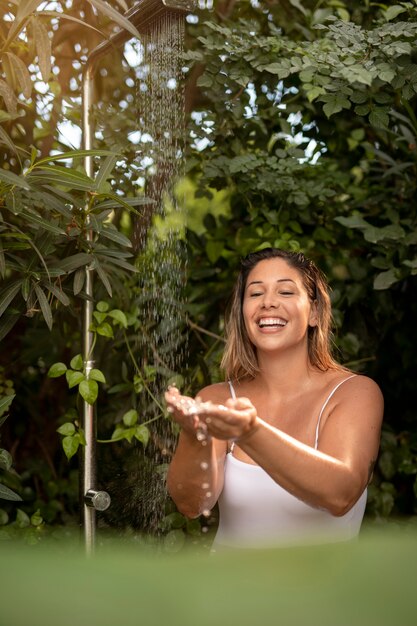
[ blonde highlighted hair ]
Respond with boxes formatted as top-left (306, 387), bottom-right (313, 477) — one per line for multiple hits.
top-left (221, 248), bottom-right (345, 380)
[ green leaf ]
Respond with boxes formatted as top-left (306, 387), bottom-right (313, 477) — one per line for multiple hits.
top-left (108, 309), bottom-right (128, 328)
top-left (0, 483), bottom-right (22, 502)
top-left (384, 5), bottom-right (407, 21)
top-left (99, 225), bottom-right (133, 248)
top-left (0, 509), bottom-right (9, 525)
top-left (32, 16), bottom-right (51, 82)
top-left (135, 424), bottom-right (150, 447)
top-left (55, 253), bottom-right (92, 274)
top-left (30, 508), bottom-right (43, 527)
top-left (123, 409), bottom-right (138, 427)
top-left (4, 52), bottom-right (32, 98)
top-left (15, 508), bottom-right (30, 527)
top-left (88, 0), bottom-right (142, 40)
top-left (44, 282), bottom-right (70, 307)
top-left (66, 370), bottom-right (85, 389)
top-left (47, 362), bottom-right (67, 378)
top-left (34, 149), bottom-right (117, 167)
top-left (79, 380), bottom-right (98, 405)
top-left (73, 268), bottom-right (85, 295)
top-left (89, 369), bottom-right (106, 383)
top-left (62, 434), bottom-right (80, 461)
top-left (19, 209), bottom-right (66, 235)
top-left (93, 155), bottom-right (118, 191)
top-left (0, 281), bottom-right (22, 317)
top-left (96, 301), bottom-right (110, 312)
top-left (96, 322), bottom-right (114, 338)
top-left (70, 354), bottom-right (83, 370)
top-left (0, 80), bottom-right (17, 115)
top-left (369, 108), bottom-right (389, 129)
top-left (373, 269), bottom-right (399, 290)
top-left (94, 260), bottom-right (113, 297)
top-left (57, 422), bottom-right (76, 436)
top-left (322, 94), bottom-right (351, 117)
top-left (0, 449), bottom-right (12, 471)
top-left (28, 166), bottom-right (94, 191)
top-left (0, 394), bottom-right (15, 414)
top-left (34, 283), bottom-right (53, 330)
top-left (206, 240), bottom-right (224, 263)
top-left (0, 168), bottom-right (30, 190)
top-left (93, 311), bottom-right (107, 325)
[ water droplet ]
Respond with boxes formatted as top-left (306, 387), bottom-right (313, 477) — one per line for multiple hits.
top-left (205, 491), bottom-right (212, 498)
top-left (202, 509), bottom-right (211, 517)
top-left (200, 462), bottom-right (209, 470)
top-left (202, 482), bottom-right (209, 489)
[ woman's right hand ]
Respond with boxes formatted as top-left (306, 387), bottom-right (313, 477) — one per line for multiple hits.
top-left (164, 386), bottom-right (207, 438)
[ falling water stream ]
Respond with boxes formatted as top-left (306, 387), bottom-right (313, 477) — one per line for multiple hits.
top-left (101, 11), bottom-right (188, 545)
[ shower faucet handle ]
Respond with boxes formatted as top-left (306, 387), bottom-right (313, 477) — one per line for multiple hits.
top-left (84, 489), bottom-right (111, 511)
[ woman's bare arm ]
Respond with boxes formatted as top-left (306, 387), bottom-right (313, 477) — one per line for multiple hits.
top-left (196, 376), bottom-right (383, 516)
top-left (165, 385), bottom-right (228, 518)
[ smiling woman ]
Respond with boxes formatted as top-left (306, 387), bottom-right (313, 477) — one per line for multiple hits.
top-left (165, 248), bottom-right (384, 550)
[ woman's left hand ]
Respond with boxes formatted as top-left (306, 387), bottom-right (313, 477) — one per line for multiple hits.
top-left (198, 396), bottom-right (259, 441)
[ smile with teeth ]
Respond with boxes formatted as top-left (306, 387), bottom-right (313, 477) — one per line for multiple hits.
top-left (258, 317), bottom-right (287, 328)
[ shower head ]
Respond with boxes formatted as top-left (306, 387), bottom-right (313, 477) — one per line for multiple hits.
top-left (121, 0), bottom-right (198, 35)
top-left (86, 0), bottom-right (198, 65)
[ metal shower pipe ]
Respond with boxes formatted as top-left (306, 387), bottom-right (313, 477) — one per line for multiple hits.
top-left (80, 0), bottom-right (196, 555)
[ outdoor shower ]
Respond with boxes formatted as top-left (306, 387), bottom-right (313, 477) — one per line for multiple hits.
top-left (81, 0), bottom-right (198, 555)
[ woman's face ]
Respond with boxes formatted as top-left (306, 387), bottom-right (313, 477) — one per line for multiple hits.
top-left (242, 258), bottom-right (317, 353)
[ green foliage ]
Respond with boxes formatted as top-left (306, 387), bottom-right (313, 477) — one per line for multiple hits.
top-left (181, 0), bottom-right (417, 518)
top-left (1, 0), bottom-right (416, 542)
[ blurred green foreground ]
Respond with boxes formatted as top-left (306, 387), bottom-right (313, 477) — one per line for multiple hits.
top-left (1, 526), bottom-right (416, 626)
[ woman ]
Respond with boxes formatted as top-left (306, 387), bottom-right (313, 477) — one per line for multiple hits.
top-left (165, 248), bottom-right (383, 549)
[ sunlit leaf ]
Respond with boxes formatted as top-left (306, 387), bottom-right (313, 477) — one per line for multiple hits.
top-left (93, 155), bottom-right (118, 192)
top-left (27, 166), bottom-right (94, 191)
top-left (56, 422), bottom-right (76, 436)
top-left (122, 409), bottom-right (138, 427)
top-left (62, 434), bottom-right (80, 461)
top-left (66, 370), bottom-right (85, 389)
top-left (0, 168), bottom-right (30, 191)
top-left (79, 380), bottom-right (98, 405)
top-left (4, 52), bottom-right (32, 99)
top-left (70, 354), bottom-right (83, 371)
top-left (89, 369), bottom-right (106, 383)
top-left (34, 149), bottom-right (117, 167)
top-left (87, 0), bottom-right (141, 40)
top-left (47, 362), bottom-right (67, 378)
top-left (31, 16), bottom-right (51, 82)
top-left (108, 309), bottom-right (128, 328)
top-left (0, 80), bottom-right (17, 115)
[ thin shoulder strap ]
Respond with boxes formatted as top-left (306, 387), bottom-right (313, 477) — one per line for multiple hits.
top-left (228, 380), bottom-right (237, 453)
top-left (228, 379), bottom-right (237, 400)
top-left (314, 374), bottom-right (357, 450)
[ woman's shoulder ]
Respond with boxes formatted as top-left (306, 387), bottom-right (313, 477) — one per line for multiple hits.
top-left (326, 371), bottom-right (384, 410)
top-left (197, 381), bottom-right (234, 403)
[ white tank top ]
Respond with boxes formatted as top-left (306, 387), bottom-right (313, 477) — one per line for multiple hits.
top-left (212, 375), bottom-right (367, 550)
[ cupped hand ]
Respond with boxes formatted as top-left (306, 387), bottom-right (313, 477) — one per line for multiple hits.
top-left (197, 397), bottom-right (259, 441)
top-left (164, 386), bottom-right (206, 437)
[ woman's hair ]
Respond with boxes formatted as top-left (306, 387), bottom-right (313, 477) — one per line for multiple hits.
top-left (221, 247), bottom-right (345, 380)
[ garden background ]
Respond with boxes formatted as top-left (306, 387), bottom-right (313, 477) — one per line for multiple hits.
top-left (0, 0), bottom-right (416, 547)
